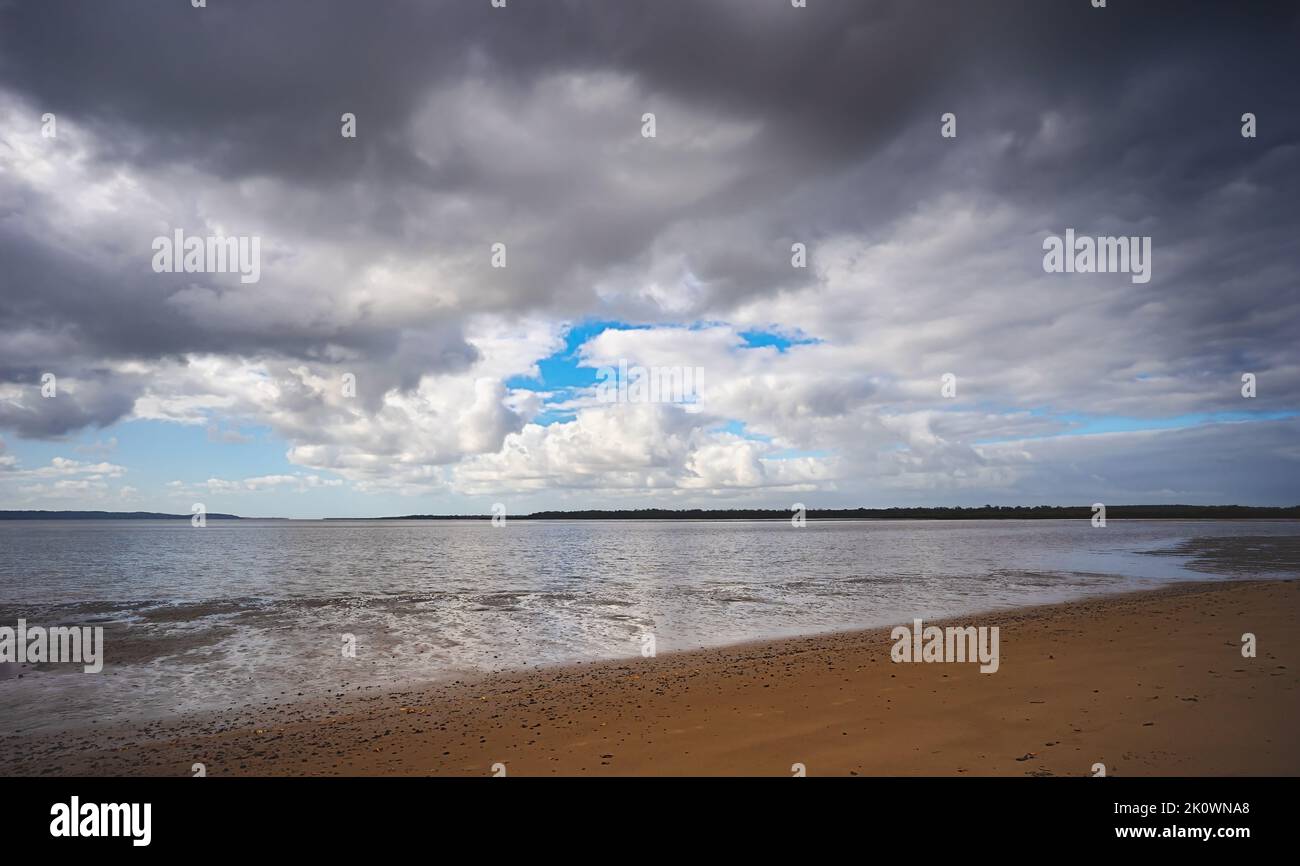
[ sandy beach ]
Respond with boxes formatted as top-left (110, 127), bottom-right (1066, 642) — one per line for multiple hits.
top-left (2, 578), bottom-right (1296, 777)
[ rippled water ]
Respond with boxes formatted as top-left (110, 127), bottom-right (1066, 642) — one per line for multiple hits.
top-left (1, 519), bottom-right (1296, 733)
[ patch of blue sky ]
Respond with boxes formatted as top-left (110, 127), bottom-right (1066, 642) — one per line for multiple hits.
top-left (973, 409), bottom-right (1299, 445)
top-left (504, 321), bottom-right (822, 429)
top-left (6, 418), bottom-right (314, 488)
top-left (1062, 410), bottom-right (1298, 435)
top-left (737, 329), bottom-right (822, 352)
top-left (712, 420), bottom-right (772, 442)
top-left (505, 319), bottom-right (651, 392)
top-left (507, 321), bottom-right (822, 396)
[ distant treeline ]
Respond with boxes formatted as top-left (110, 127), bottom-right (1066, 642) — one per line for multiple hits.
top-left (0, 510), bottom-right (243, 520)
top-left (5, 506), bottom-right (1298, 521)
top-left (386, 505), bottom-right (1300, 521)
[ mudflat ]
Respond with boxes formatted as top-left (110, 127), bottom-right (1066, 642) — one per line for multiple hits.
top-left (2, 579), bottom-right (1295, 776)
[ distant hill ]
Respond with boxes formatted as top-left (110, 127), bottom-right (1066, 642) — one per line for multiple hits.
top-left (0, 510), bottom-right (244, 520)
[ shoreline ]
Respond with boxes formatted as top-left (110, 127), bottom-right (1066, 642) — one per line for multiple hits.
top-left (2, 578), bottom-right (1296, 776)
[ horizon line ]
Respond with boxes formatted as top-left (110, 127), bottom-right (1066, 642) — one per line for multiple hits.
top-left (3, 504), bottom-right (1299, 521)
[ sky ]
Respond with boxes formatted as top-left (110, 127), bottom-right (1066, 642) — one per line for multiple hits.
top-left (0, 0), bottom-right (1297, 518)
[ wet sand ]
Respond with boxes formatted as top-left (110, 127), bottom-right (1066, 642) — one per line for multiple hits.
top-left (2, 579), bottom-right (1296, 776)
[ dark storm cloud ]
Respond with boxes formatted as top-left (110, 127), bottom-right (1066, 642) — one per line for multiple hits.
top-left (4, 0), bottom-right (1295, 287)
top-left (0, 0), bottom-right (1297, 449)
top-left (0, 367), bottom-right (137, 439)
top-left (5, 1), bottom-right (1293, 180)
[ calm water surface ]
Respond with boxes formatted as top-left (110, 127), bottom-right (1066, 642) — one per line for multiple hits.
top-left (1, 519), bottom-right (1296, 732)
